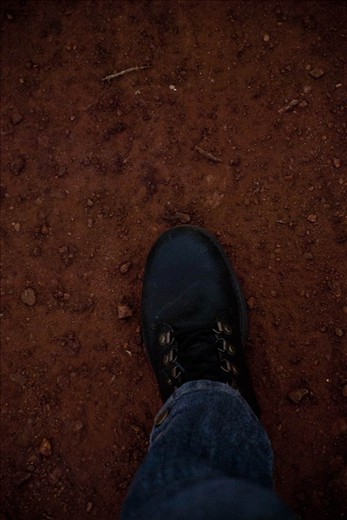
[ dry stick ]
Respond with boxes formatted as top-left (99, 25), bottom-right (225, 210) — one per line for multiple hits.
top-left (101, 66), bottom-right (148, 82)
top-left (278, 99), bottom-right (300, 114)
top-left (195, 145), bottom-right (222, 163)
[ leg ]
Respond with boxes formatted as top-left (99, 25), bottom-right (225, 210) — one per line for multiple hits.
top-left (121, 226), bottom-right (294, 519)
top-left (121, 381), bottom-right (294, 520)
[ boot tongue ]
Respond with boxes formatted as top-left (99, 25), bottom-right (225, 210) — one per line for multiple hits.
top-left (156, 283), bottom-right (223, 332)
top-left (176, 329), bottom-right (225, 382)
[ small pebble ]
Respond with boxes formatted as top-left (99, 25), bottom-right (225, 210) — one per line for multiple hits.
top-left (21, 288), bottom-right (36, 306)
top-left (287, 388), bottom-right (309, 404)
top-left (309, 68), bottom-right (325, 79)
top-left (14, 222), bottom-right (21, 232)
top-left (335, 328), bottom-right (344, 337)
top-left (247, 296), bottom-right (256, 310)
top-left (57, 166), bottom-right (67, 177)
top-left (175, 212), bottom-right (191, 224)
top-left (10, 156), bottom-right (26, 175)
top-left (39, 438), bottom-right (52, 457)
top-left (86, 502), bottom-right (93, 513)
top-left (307, 214), bottom-right (317, 223)
top-left (263, 33), bottom-right (270, 42)
top-left (333, 158), bottom-right (341, 169)
top-left (41, 224), bottom-right (49, 235)
top-left (117, 304), bottom-right (133, 319)
top-left (120, 262), bottom-right (131, 274)
top-left (73, 421), bottom-right (84, 432)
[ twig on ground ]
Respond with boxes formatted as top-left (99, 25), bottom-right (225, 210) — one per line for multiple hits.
top-left (195, 145), bottom-right (222, 163)
top-left (101, 66), bottom-right (148, 82)
top-left (278, 99), bottom-right (300, 114)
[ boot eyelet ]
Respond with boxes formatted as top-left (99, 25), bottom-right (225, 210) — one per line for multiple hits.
top-left (159, 330), bottom-right (174, 346)
top-left (217, 338), bottom-right (227, 352)
top-left (213, 321), bottom-right (224, 333)
top-left (155, 408), bottom-right (170, 426)
top-left (223, 323), bottom-right (233, 335)
top-left (230, 364), bottom-right (239, 376)
top-left (218, 339), bottom-right (236, 355)
top-left (171, 366), bottom-right (182, 379)
top-left (213, 321), bottom-right (233, 335)
top-left (163, 349), bottom-right (177, 366)
top-left (221, 359), bottom-right (238, 375)
top-left (228, 343), bottom-right (236, 355)
top-left (221, 358), bottom-right (231, 372)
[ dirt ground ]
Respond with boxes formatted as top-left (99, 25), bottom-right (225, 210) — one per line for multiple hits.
top-left (1, 0), bottom-right (346, 518)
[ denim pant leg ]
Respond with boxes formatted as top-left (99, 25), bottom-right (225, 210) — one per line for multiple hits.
top-left (121, 381), bottom-right (294, 520)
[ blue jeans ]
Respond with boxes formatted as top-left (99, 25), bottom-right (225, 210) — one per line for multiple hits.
top-left (121, 381), bottom-right (294, 520)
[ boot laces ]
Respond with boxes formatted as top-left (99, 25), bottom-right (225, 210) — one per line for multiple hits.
top-left (160, 321), bottom-right (238, 386)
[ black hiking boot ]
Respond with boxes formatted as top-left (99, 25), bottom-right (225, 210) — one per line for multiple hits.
top-left (141, 226), bottom-right (259, 416)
